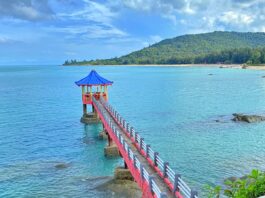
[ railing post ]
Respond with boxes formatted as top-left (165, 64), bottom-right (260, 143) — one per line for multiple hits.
top-left (140, 164), bottom-right (144, 180)
top-left (127, 148), bottom-right (131, 160)
top-left (130, 127), bottom-right (134, 138)
top-left (123, 120), bottom-right (126, 128)
top-left (173, 174), bottom-right (181, 193)
top-left (140, 138), bottom-right (144, 150)
top-left (133, 155), bottom-right (136, 168)
top-left (123, 139), bottom-right (126, 149)
top-left (118, 133), bottom-right (121, 143)
top-left (154, 152), bottom-right (159, 166)
top-left (135, 132), bottom-right (139, 143)
top-left (148, 176), bottom-right (154, 193)
top-left (191, 190), bottom-right (198, 198)
top-left (163, 162), bottom-right (169, 178)
top-left (146, 144), bottom-right (150, 158)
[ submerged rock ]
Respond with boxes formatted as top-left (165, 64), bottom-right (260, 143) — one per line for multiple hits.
top-left (232, 113), bottom-right (265, 123)
top-left (114, 167), bottom-right (134, 181)
top-left (225, 176), bottom-right (238, 183)
top-left (224, 175), bottom-right (249, 184)
top-left (55, 163), bottom-right (70, 169)
top-left (96, 178), bottom-right (141, 198)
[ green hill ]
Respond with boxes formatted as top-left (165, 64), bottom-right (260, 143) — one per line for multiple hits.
top-left (64, 31), bottom-right (265, 65)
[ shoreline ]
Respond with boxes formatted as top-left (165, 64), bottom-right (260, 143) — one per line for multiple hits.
top-left (64, 63), bottom-right (239, 67)
top-left (63, 63), bottom-right (265, 70)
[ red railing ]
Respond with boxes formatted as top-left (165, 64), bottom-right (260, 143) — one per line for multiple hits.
top-left (92, 97), bottom-right (198, 198)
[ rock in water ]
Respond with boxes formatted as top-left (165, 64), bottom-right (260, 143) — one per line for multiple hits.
top-left (96, 178), bottom-right (141, 198)
top-left (114, 167), bottom-right (134, 181)
top-left (55, 163), bottom-right (69, 169)
top-left (232, 113), bottom-right (265, 123)
top-left (224, 176), bottom-right (237, 183)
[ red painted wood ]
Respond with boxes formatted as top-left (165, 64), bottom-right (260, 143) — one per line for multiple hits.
top-left (93, 101), bottom-right (155, 198)
top-left (82, 93), bottom-right (108, 104)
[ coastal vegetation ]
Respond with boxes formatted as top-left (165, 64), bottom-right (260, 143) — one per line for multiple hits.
top-left (63, 31), bottom-right (265, 66)
top-left (206, 170), bottom-right (265, 198)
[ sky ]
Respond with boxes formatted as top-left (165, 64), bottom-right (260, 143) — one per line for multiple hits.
top-left (0, 0), bottom-right (265, 65)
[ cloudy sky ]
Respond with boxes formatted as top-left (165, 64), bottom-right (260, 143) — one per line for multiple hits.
top-left (0, 0), bottom-right (265, 65)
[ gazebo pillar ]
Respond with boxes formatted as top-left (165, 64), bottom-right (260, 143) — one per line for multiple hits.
top-left (83, 104), bottom-right (87, 115)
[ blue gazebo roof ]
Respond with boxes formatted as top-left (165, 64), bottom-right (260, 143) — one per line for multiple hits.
top-left (75, 70), bottom-right (113, 86)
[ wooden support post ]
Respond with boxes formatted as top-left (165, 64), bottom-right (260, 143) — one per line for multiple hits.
top-left (107, 133), bottom-right (111, 146)
top-left (83, 104), bottom-right (87, 115)
top-left (124, 161), bottom-right (128, 169)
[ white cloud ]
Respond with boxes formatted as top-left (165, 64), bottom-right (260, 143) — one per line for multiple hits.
top-left (119, 0), bottom-right (265, 33)
top-left (121, 0), bottom-right (195, 24)
top-left (58, 0), bottom-right (117, 24)
top-left (0, 0), bottom-right (54, 21)
top-left (54, 0), bottom-right (127, 39)
top-left (219, 11), bottom-right (254, 25)
top-left (0, 35), bottom-right (16, 44)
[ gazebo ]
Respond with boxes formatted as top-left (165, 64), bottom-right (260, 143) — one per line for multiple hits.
top-left (75, 70), bottom-right (113, 116)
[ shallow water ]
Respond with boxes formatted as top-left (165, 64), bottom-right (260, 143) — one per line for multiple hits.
top-left (1, 65), bottom-right (265, 197)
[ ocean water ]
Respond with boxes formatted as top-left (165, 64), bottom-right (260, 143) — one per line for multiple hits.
top-left (1, 65), bottom-right (265, 197)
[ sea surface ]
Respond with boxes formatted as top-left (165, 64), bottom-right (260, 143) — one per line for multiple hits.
top-left (1, 65), bottom-right (265, 197)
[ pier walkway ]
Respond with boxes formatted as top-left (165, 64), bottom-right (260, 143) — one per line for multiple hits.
top-left (75, 70), bottom-right (198, 198)
top-left (92, 96), bottom-right (198, 198)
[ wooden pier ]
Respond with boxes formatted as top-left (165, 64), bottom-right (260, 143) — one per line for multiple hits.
top-left (75, 70), bottom-right (198, 198)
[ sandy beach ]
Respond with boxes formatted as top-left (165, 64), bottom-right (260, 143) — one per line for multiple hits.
top-left (244, 65), bottom-right (265, 70)
top-left (65, 63), bottom-right (265, 70)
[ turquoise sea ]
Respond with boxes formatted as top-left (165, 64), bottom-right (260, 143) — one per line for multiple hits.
top-left (1, 65), bottom-right (265, 197)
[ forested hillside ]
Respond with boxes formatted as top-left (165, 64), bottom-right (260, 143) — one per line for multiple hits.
top-left (64, 31), bottom-right (265, 65)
